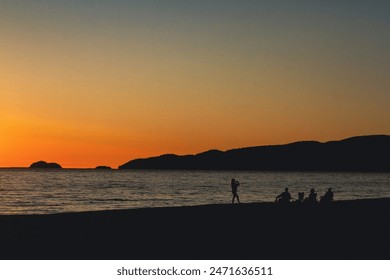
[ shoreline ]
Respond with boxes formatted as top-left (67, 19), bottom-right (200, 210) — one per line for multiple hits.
top-left (0, 197), bottom-right (389, 217)
top-left (1, 198), bottom-right (390, 260)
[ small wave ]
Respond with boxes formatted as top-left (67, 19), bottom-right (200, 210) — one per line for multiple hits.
top-left (90, 198), bottom-right (132, 202)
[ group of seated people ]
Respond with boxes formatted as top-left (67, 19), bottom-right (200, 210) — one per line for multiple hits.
top-left (275, 187), bottom-right (334, 204)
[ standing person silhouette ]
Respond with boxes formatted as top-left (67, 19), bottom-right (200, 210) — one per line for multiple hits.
top-left (231, 178), bottom-right (240, 204)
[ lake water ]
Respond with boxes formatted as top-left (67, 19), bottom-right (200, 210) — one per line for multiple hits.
top-left (0, 169), bottom-right (389, 215)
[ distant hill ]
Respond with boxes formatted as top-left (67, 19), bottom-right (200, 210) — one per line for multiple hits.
top-left (29, 161), bottom-right (62, 169)
top-left (119, 135), bottom-right (390, 172)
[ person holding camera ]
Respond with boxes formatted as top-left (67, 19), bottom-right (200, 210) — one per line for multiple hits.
top-left (231, 178), bottom-right (240, 204)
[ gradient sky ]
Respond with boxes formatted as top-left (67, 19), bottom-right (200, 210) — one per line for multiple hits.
top-left (1, 0), bottom-right (389, 168)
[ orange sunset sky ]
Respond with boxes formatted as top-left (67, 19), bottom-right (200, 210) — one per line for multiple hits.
top-left (1, 1), bottom-right (389, 168)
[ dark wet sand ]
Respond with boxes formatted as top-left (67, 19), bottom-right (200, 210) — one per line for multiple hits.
top-left (1, 198), bottom-right (389, 259)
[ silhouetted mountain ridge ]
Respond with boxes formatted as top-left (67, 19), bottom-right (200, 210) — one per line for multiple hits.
top-left (119, 135), bottom-right (390, 171)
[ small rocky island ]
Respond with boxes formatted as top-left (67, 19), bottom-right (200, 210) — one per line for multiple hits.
top-left (29, 161), bottom-right (62, 169)
top-left (95, 166), bottom-right (112, 170)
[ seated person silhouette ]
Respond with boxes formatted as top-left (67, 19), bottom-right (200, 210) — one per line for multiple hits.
top-left (305, 188), bottom-right (318, 204)
top-left (295, 192), bottom-right (304, 203)
top-left (275, 188), bottom-right (292, 204)
top-left (320, 188), bottom-right (334, 204)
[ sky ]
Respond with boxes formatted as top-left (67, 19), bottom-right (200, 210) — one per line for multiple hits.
top-left (1, 0), bottom-right (389, 168)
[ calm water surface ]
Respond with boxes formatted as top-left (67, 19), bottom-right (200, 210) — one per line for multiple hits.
top-left (0, 169), bottom-right (389, 215)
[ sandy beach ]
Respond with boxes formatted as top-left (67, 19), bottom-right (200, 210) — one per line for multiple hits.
top-left (1, 198), bottom-right (389, 260)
